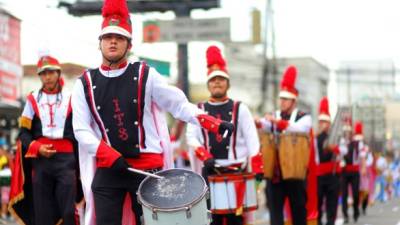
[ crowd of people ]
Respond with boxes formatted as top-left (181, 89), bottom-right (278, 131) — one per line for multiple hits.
top-left (1, 0), bottom-right (400, 225)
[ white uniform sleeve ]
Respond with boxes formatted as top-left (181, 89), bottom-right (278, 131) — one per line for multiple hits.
top-left (21, 98), bottom-right (35, 119)
top-left (149, 68), bottom-right (203, 124)
top-left (339, 137), bottom-right (348, 156)
top-left (186, 123), bottom-right (204, 149)
top-left (71, 79), bottom-right (102, 156)
top-left (285, 114), bottom-right (312, 133)
top-left (238, 104), bottom-right (260, 157)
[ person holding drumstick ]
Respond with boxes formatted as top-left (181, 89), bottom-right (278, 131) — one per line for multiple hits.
top-left (258, 66), bottom-right (314, 225)
top-left (186, 45), bottom-right (261, 225)
top-left (71, 1), bottom-right (234, 224)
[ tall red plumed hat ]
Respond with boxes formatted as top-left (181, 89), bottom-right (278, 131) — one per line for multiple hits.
top-left (100, 0), bottom-right (132, 39)
top-left (318, 96), bottom-right (331, 122)
top-left (353, 121), bottom-right (363, 140)
top-left (206, 46), bottom-right (229, 81)
top-left (279, 65), bottom-right (298, 99)
top-left (37, 55), bottom-right (61, 74)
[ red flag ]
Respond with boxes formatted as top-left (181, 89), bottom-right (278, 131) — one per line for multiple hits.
top-left (8, 140), bottom-right (34, 225)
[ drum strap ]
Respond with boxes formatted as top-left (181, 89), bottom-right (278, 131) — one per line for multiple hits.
top-left (231, 101), bottom-right (241, 159)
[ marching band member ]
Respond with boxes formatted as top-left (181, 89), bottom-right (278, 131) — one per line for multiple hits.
top-left (9, 56), bottom-right (80, 225)
top-left (359, 145), bottom-right (373, 216)
top-left (186, 45), bottom-right (260, 225)
top-left (315, 97), bottom-right (342, 225)
top-left (259, 66), bottom-right (316, 225)
top-left (341, 121), bottom-right (364, 223)
top-left (71, 1), bottom-right (234, 224)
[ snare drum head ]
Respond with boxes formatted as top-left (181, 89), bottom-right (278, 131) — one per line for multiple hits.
top-left (138, 169), bottom-right (207, 210)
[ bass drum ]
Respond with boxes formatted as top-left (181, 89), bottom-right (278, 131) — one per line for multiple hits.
top-left (137, 169), bottom-right (210, 225)
top-left (279, 132), bottom-right (310, 180)
top-left (260, 132), bottom-right (276, 179)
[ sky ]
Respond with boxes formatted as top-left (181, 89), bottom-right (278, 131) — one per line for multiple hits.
top-left (2, 0), bottom-right (400, 82)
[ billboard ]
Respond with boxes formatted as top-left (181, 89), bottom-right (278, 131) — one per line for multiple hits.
top-left (143, 17), bottom-right (230, 43)
top-left (0, 10), bottom-right (22, 106)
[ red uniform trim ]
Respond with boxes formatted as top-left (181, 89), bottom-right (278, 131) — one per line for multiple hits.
top-left (27, 93), bottom-right (40, 119)
top-left (36, 137), bottom-right (73, 153)
top-left (138, 62), bottom-right (146, 149)
top-left (83, 72), bottom-right (109, 143)
top-left (66, 97), bottom-right (72, 117)
top-left (231, 101), bottom-right (239, 159)
top-left (41, 88), bottom-right (61, 94)
top-left (100, 61), bottom-right (127, 71)
top-left (316, 162), bottom-right (341, 176)
top-left (344, 164), bottom-right (359, 173)
top-left (25, 141), bottom-right (41, 158)
top-left (125, 153), bottom-right (163, 170)
top-left (96, 141), bottom-right (121, 168)
top-left (208, 173), bottom-right (255, 182)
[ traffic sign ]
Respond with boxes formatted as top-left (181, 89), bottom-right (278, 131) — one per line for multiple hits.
top-left (143, 17), bottom-right (230, 43)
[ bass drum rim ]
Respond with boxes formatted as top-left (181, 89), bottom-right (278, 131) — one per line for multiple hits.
top-left (137, 168), bottom-right (208, 212)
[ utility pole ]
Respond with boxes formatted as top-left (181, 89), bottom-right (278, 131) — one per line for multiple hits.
top-left (259, 0), bottom-right (274, 113)
top-left (175, 5), bottom-right (190, 100)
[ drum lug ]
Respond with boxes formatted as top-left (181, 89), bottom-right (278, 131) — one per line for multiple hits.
top-left (185, 207), bottom-right (192, 219)
top-left (206, 190), bottom-right (210, 200)
top-left (152, 209), bottom-right (158, 220)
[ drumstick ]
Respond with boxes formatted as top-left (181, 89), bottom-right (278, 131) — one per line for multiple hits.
top-left (223, 130), bottom-right (228, 138)
top-left (127, 168), bottom-right (163, 179)
top-left (215, 164), bottom-right (239, 171)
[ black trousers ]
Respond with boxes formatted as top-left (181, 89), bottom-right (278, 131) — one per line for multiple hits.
top-left (202, 166), bottom-right (245, 225)
top-left (92, 167), bottom-right (159, 225)
top-left (266, 179), bottom-right (307, 225)
top-left (317, 174), bottom-right (340, 225)
top-left (32, 153), bottom-right (77, 225)
top-left (341, 172), bottom-right (360, 219)
top-left (211, 214), bottom-right (243, 225)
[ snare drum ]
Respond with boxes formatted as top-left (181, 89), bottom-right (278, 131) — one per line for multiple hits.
top-left (208, 173), bottom-right (257, 214)
top-left (137, 169), bottom-right (210, 225)
top-left (260, 132), bottom-right (276, 179)
top-left (278, 132), bottom-right (310, 180)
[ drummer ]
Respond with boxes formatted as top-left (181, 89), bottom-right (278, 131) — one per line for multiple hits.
top-left (186, 45), bottom-right (261, 225)
top-left (258, 66), bottom-right (312, 225)
top-left (71, 1), bottom-right (234, 224)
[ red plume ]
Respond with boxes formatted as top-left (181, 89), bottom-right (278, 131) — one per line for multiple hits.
top-left (354, 121), bottom-right (363, 135)
top-left (319, 97), bottom-right (330, 116)
top-left (280, 66), bottom-right (297, 89)
top-left (102, 0), bottom-right (129, 18)
top-left (206, 46), bottom-right (226, 69)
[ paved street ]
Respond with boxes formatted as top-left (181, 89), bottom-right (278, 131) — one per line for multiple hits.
top-left (3, 186), bottom-right (399, 225)
top-left (253, 181), bottom-right (400, 225)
